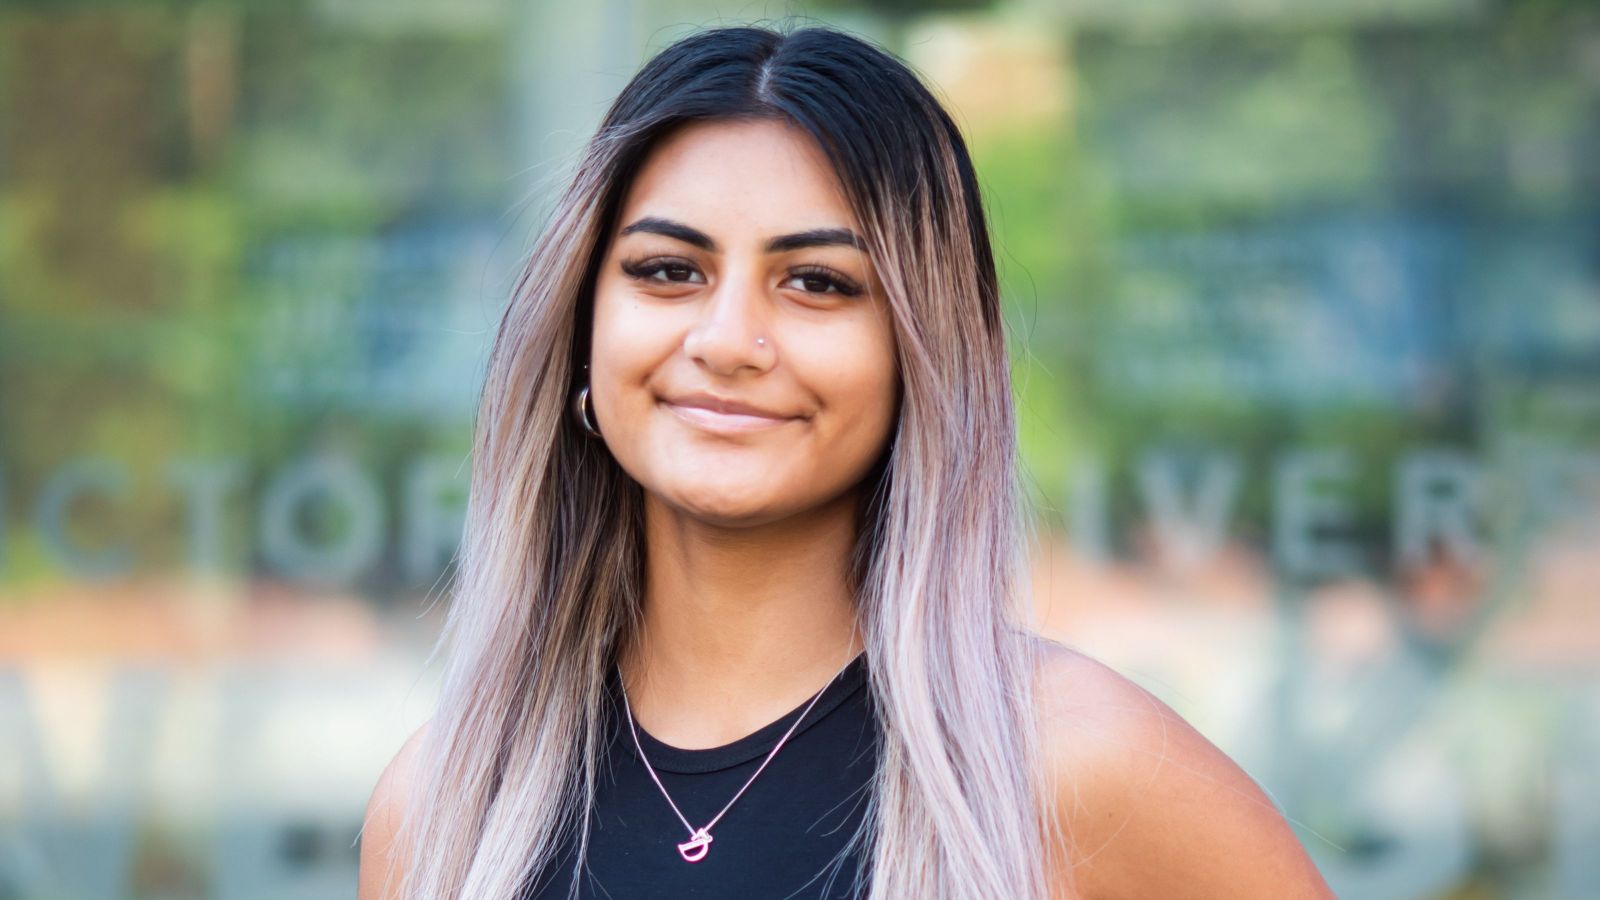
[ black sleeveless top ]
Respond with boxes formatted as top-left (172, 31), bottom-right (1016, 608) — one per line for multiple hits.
top-left (522, 651), bottom-right (879, 899)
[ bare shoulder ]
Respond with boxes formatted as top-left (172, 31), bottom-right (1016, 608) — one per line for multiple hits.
top-left (1029, 638), bottom-right (1334, 900)
top-left (358, 719), bottom-right (433, 900)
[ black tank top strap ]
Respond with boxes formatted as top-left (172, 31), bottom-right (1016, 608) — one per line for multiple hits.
top-left (607, 651), bottom-right (870, 774)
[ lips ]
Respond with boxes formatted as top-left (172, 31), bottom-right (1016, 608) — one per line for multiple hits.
top-left (660, 391), bottom-right (802, 434)
top-left (663, 391), bottom-right (798, 419)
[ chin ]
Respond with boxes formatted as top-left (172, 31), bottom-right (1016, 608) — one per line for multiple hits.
top-left (660, 481), bottom-right (790, 528)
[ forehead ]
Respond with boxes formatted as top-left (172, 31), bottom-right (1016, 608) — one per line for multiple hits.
top-left (615, 118), bottom-right (858, 236)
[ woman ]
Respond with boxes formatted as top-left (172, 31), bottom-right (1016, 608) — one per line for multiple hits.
top-left (358, 21), bottom-right (1335, 900)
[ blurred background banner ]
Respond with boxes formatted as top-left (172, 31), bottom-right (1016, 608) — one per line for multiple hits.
top-left (1, 1), bottom-right (1596, 898)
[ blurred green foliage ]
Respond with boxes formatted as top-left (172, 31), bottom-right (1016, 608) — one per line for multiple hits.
top-left (1, 2), bottom-right (1596, 588)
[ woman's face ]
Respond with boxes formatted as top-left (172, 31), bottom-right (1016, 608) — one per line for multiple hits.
top-left (588, 118), bottom-right (899, 527)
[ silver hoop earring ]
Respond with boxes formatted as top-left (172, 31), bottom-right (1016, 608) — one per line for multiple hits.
top-left (572, 383), bottom-right (601, 437)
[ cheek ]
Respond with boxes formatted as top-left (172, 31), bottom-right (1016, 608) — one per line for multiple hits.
top-left (585, 303), bottom-right (657, 455)
top-left (817, 332), bottom-right (899, 445)
top-left (590, 281), bottom-right (634, 360)
top-left (590, 285), bottom-right (669, 392)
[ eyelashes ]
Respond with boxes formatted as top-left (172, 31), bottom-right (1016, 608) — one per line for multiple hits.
top-left (788, 265), bottom-right (865, 298)
top-left (618, 257), bottom-right (865, 298)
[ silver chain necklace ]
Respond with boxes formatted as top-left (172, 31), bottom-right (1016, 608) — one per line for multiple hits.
top-left (617, 651), bottom-right (859, 863)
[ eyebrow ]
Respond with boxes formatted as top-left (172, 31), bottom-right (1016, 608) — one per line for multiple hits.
top-left (617, 216), bottom-right (867, 254)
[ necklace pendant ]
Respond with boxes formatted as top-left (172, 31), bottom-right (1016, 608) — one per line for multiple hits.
top-left (677, 828), bottom-right (713, 863)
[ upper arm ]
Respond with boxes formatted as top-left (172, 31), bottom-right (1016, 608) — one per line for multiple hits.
top-left (1034, 644), bottom-right (1334, 900)
top-left (358, 720), bottom-right (432, 900)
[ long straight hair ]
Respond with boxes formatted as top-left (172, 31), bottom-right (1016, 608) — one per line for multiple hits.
top-left (387, 20), bottom-right (1072, 900)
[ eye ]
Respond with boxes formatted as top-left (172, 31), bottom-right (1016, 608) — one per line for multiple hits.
top-left (783, 265), bottom-right (863, 298)
top-left (619, 257), bottom-right (864, 297)
top-left (620, 257), bottom-right (705, 285)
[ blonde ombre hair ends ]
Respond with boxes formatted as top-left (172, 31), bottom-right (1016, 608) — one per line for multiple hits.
top-left (377, 20), bottom-right (1075, 900)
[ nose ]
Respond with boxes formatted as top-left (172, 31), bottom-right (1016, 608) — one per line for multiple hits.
top-left (681, 267), bottom-right (776, 376)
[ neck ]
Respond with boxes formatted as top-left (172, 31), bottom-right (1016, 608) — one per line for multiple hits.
top-left (618, 489), bottom-right (866, 750)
